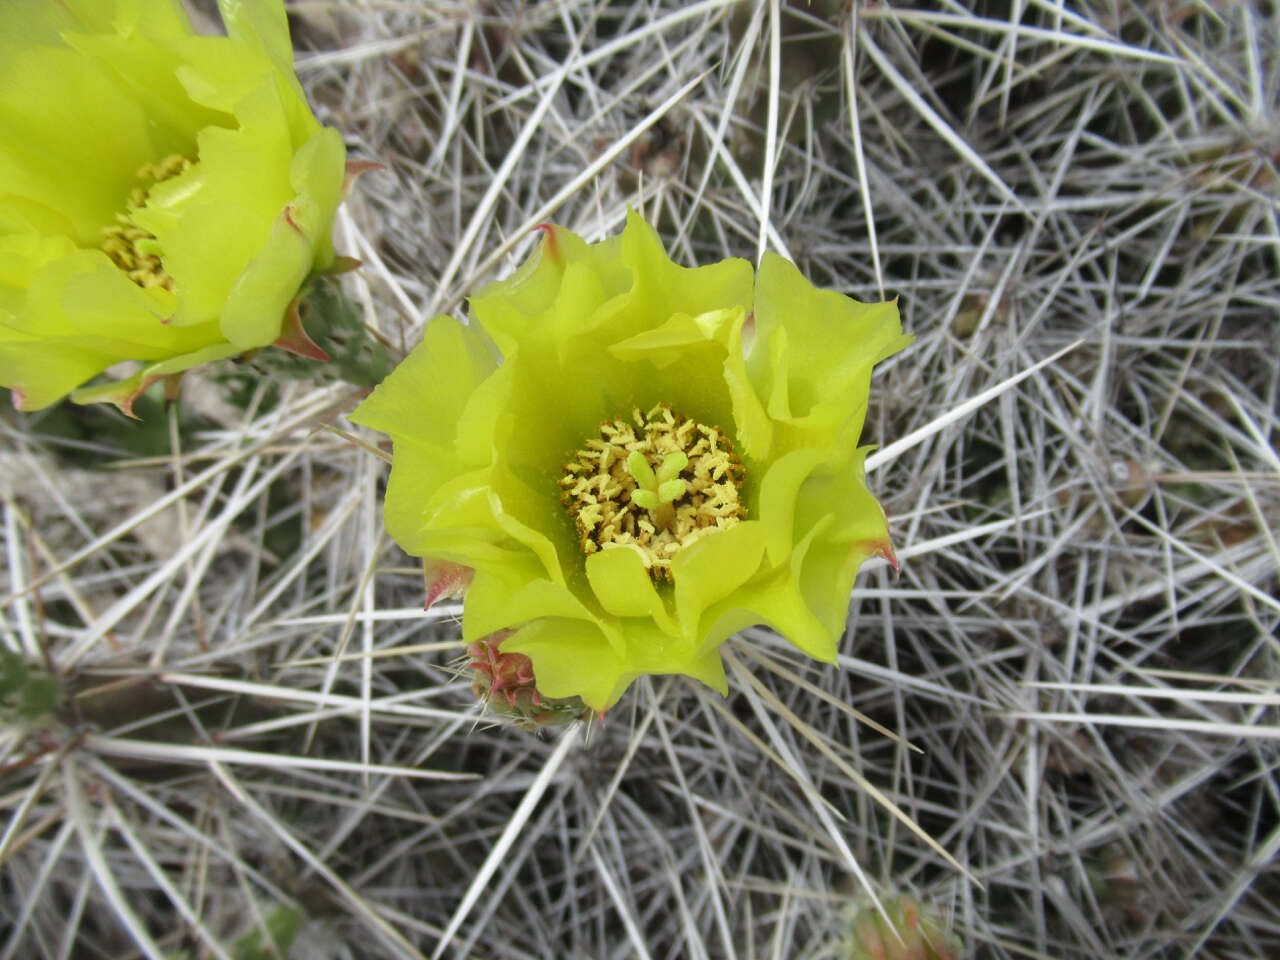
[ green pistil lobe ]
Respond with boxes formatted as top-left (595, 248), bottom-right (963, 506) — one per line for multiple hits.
top-left (627, 451), bottom-right (688, 527)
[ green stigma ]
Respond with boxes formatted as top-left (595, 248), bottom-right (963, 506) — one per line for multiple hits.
top-left (626, 449), bottom-right (688, 528)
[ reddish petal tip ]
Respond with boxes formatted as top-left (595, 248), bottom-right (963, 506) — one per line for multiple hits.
top-left (877, 541), bottom-right (900, 574)
top-left (343, 159), bottom-right (386, 196)
top-left (344, 159), bottom-right (386, 177)
top-left (110, 372), bottom-right (173, 418)
top-left (273, 299), bottom-right (331, 363)
top-left (534, 223), bottom-right (562, 265)
top-left (117, 377), bottom-right (161, 419)
top-left (424, 562), bottom-right (474, 609)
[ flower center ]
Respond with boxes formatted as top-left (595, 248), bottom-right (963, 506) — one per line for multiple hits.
top-left (560, 404), bottom-right (746, 582)
top-left (102, 154), bottom-right (192, 291)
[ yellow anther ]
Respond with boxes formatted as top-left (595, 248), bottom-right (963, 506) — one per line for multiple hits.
top-left (560, 404), bottom-right (746, 582)
top-left (102, 154), bottom-right (193, 292)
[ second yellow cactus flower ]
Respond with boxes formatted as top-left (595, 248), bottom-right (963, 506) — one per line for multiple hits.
top-left (0, 0), bottom-right (349, 414)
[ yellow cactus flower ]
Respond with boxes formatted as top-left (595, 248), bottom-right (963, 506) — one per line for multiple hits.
top-left (0, 0), bottom-right (350, 414)
top-left (352, 213), bottom-right (911, 713)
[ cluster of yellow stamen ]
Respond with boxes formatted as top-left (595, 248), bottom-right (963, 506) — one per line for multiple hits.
top-left (102, 154), bottom-right (193, 291)
top-left (560, 404), bottom-right (747, 582)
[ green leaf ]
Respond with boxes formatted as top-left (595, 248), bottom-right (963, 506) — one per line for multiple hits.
top-left (0, 650), bottom-right (61, 722)
top-left (230, 904), bottom-right (303, 960)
